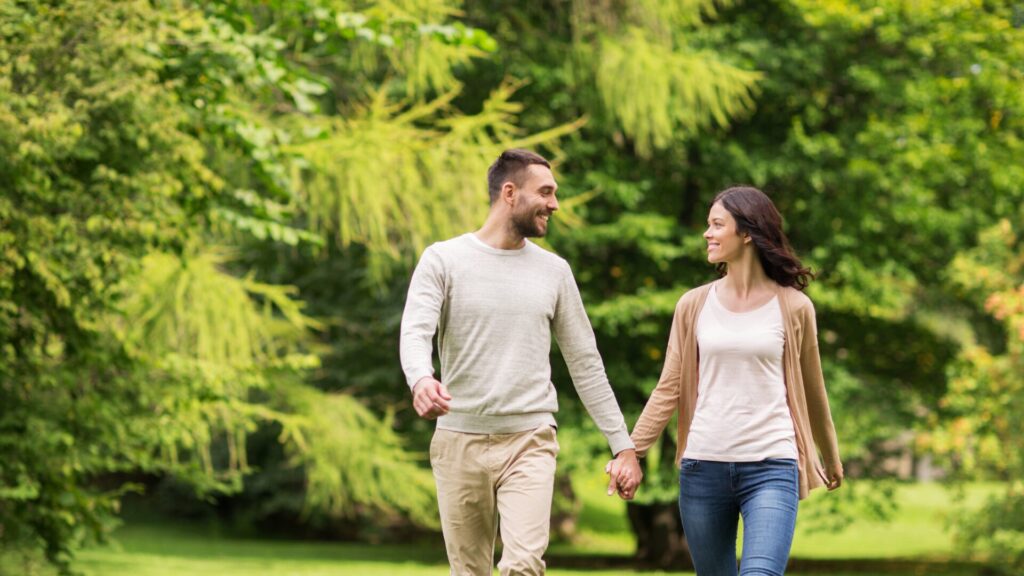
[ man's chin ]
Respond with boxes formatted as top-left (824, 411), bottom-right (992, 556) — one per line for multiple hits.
top-left (513, 222), bottom-right (547, 238)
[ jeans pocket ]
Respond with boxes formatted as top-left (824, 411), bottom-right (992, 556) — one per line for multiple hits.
top-left (680, 458), bottom-right (701, 472)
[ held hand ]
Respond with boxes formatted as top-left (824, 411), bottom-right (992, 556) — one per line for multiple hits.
top-left (412, 377), bottom-right (451, 420)
top-left (604, 460), bottom-right (618, 496)
top-left (605, 449), bottom-right (642, 500)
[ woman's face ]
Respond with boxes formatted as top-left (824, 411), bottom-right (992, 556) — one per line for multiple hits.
top-left (704, 201), bottom-right (748, 264)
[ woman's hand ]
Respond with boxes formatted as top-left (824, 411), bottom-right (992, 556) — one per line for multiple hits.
top-left (605, 449), bottom-right (643, 500)
top-left (825, 461), bottom-right (844, 491)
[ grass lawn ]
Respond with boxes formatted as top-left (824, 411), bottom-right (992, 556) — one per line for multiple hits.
top-left (72, 479), bottom-right (999, 576)
top-left (558, 472), bottom-right (1002, 561)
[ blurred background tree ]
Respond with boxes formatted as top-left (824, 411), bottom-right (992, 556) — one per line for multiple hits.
top-left (0, 0), bottom-right (517, 571)
top-left (929, 218), bottom-right (1024, 571)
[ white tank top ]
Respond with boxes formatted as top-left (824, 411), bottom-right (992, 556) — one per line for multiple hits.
top-left (683, 284), bottom-right (798, 461)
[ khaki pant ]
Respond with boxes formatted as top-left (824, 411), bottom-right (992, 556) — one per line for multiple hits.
top-left (430, 425), bottom-right (559, 576)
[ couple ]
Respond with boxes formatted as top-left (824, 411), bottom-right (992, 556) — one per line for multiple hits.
top-left (399, 149), bottom-right (843, 576)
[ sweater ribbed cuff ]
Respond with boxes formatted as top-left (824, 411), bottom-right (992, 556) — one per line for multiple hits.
top-left (607, 431), bottom-right (636, 456)
top-left (407, 372), bottom-right (433, 391)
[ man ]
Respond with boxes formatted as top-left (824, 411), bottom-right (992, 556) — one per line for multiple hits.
top-left (400, 149), bottom-right (642, 575)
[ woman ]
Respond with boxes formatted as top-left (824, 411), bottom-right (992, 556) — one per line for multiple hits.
top-left (610, 186), bottom-right (842, 575)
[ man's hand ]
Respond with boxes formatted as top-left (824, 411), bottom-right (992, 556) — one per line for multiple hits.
top-left (412, 377), bottom-right (451, 420)
top-left (605, 449), bottom-right (642, 500)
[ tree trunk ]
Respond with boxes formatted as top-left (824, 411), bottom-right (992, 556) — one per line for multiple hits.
top-left (626, 501), bottom-right (693, 570)
top-left (550, 472), bottom-right (581, 540)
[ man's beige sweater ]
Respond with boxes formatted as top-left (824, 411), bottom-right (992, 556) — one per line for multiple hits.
top-left (400, 233), bottom-right (634, 455)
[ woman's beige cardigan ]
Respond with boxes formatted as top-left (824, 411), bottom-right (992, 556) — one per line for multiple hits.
top-left (630, 281), bottom-right (842, 499)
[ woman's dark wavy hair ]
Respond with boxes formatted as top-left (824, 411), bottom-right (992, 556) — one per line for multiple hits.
top-left (712, 186), bottom-right (814, 290)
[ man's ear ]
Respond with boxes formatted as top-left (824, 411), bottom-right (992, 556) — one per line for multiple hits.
top-left (501, 181), bottom-right (517, 206)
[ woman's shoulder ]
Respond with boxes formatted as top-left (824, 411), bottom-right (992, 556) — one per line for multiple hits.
top-left (675, 281), bottom-right (715, 312)
top-left (777, 285), bottom-right (816, 315)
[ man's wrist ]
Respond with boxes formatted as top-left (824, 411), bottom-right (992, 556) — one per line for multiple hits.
top-left (412, 376), bottom-right (434, 393)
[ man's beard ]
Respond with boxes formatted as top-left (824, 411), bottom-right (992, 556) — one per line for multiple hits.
top-left (511, 208), bottom-right (548, 238)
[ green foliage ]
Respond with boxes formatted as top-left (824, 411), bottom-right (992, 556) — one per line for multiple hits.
top-left (121, 249), bottom-right (319, 367)
top-left (113, 248), bottom-right (320, 486)
top-left (0, 0), bottom-right (228, 569)
top-left (937, 219), bottom-right (1024, 475)
top-left (927, 219), bottom-right (1024, 569)
top-left (570, 0), bottom-right (760, 157)
top-left (288, 82), bottom-right (581, 283)
top-left (957, 489), bottom-right (1024, 573)
top-left (272, 380), bottom-right (438, 529)
top-left (0, 0), bottom-right (504, 570)
top-left (592, 28), bottom-right (760, 157)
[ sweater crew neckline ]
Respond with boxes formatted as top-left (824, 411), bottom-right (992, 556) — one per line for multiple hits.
top-left (465, 232), bottom-right (531, 256)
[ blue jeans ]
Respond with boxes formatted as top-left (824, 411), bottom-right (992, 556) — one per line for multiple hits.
top-left (679, 458), bottom-right (799, 576)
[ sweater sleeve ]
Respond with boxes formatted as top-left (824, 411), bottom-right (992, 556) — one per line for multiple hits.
top-left (399, 247), bottom-right (445, 391)
top-left (552, 262), bottom-right (634, 455)
top-left (630, 297), bottom-right (685, 456)
top-left (799, 299), bottom-right (842, 470)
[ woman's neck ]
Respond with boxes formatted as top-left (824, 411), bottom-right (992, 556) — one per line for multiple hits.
top-left (721, 253), bottom-right (772, 299)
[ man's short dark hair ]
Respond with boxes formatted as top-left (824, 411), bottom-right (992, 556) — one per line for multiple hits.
top-left (487, 149), bottom-right (551, 204)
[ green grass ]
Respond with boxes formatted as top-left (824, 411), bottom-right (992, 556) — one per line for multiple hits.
top-left (71, 479), bottom-right (999, 576)
top-left (75, 527), bottom-right (674, 576)
top-left (556, 471), bottom-right (1001, 561)
top-left (73, 530), bottom-right (975, 576)
top-left (790, 481), bottom-right (1000, 560)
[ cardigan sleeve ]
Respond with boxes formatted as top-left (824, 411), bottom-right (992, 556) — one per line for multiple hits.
top-left (630, 297), bottom-right (686, 456)
top-left (798, 299), bottom-right (842, 471)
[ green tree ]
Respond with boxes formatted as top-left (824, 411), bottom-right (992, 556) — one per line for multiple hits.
top-left (0, 0), bottom-right (517, 570)
top-left (929, 218), bottom-right (1024, 571)
top-left (0, 2), bottom-right (256, 570)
